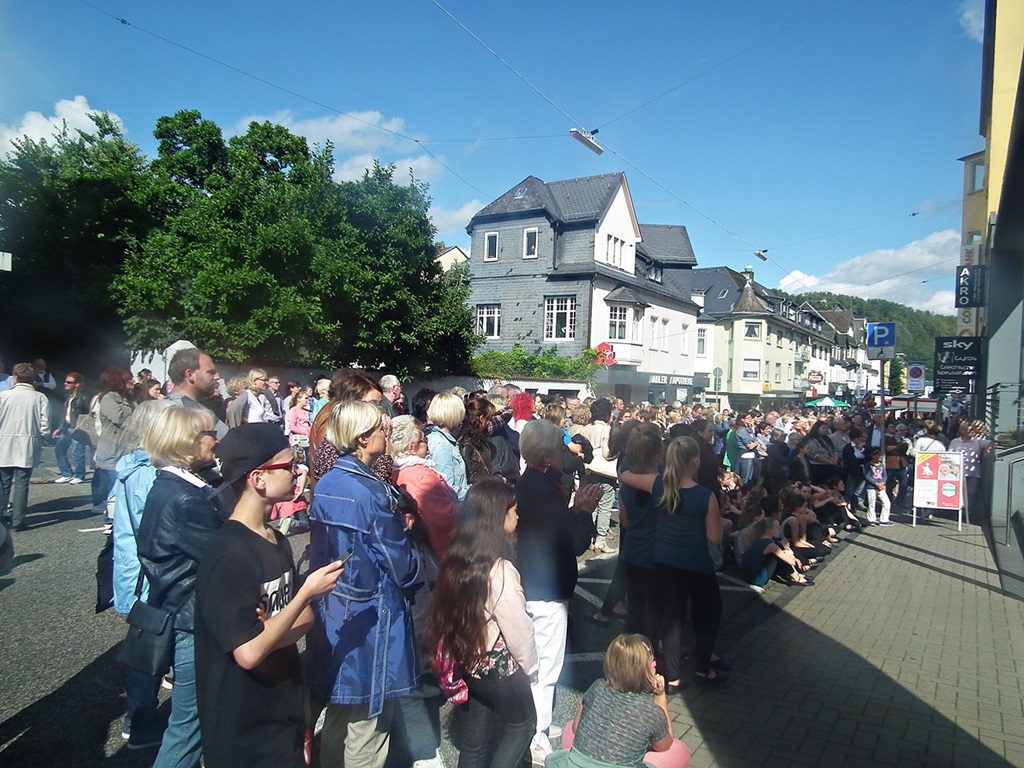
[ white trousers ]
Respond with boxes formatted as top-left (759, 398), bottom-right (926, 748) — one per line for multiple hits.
top-left (526, 598), bottom-right (568, 746)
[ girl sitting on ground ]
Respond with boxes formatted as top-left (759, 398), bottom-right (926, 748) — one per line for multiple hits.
top-left (546, 634), bottom-right (690, 768)
top-left (740, 518), bottom-right (813, 587)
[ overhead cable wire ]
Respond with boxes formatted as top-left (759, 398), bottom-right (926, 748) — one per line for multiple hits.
top-left (75, 0), bottom-right (496, 199)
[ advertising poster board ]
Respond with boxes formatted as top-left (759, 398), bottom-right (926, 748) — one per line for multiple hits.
top-left (913, 452), bottom-right (963, 511)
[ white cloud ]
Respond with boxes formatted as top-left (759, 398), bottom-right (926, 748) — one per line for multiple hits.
top-left (234, 109), bottom-right (445, 184)
top-left (0, 96), bottom-right (123, 158)
top-left (958, 0), bottom-right (985, 43)
top-left (235, 109), bottom-right (417, 154)
top-left (778, 229), bottom-right (961, 315)
top-left (429, 199), bottom-right (483, 239)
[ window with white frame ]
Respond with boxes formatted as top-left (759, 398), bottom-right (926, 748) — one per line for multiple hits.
top-left (696, 328), bottom-right (707, 356)
top-left (649, 316), bottom-right (658, 350)
top-left (484, 232), bottom-right (498, 262)
top-left (680, 324), bottom-right (689, 355)
top-left (523, 228), bottom-right (538, 259)
top-left (744, 322), bottom-right (761, 339)
top-left (544, 296), bottom-right (576, 340)
top-left (476, 304), bottom-right (501, 339)
top-left (742, 359), bottom-right (760, 380)
top-left (609, 306), bottom-right (628, 340)
top-left (775, 362), bottom-right (782, 383)
top-left (632, 308), bottom-right (643, 344)
top-left (661, 319), bottom-right (670, 352)
top-left (605, 235), bottom-right (626, 269)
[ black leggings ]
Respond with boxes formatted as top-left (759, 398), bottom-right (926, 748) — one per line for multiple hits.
top-left (624, 562), bottom-right (663, 645)
top-left (655, 563), bottom-right (722, 680)
top-left (459, 667), bottom-right (536, 768)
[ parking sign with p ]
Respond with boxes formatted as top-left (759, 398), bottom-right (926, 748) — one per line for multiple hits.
top-left (867, 322), bottom-right (896, 347)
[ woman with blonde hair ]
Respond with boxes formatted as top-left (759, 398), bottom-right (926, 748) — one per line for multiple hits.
top-left (621, 437), bottom-right (727, 690)
top-left (547, 634), bottom-right (689, 768)
top-left (136, 405), bottom-right (223, 767)
top-left (306, 400), bottom-right (420, 766)
top-left (425, 392), bottom-right (468, 499)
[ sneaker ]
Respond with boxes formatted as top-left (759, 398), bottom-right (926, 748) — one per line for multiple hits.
top-left (54, 476), bottom-right (72, 484)
top-left (121, 714), bottom-right (132, 740)
top-left (68, 477), bottom-right (84, 485)
top-left (127, 733), bottom-right (164, 750)
top-left (879, 521), bottom-right (895, 527)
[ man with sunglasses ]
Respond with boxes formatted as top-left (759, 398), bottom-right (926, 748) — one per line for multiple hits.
top-left (52, 372), bottom-right (89, 484)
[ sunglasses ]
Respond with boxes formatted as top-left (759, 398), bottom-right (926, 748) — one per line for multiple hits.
top-left (255, 460), bottom-right (296, 473)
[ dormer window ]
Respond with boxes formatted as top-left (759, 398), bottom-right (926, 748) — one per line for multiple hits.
top-left (648, 265), bottom-right (662, 283)
top-left (605, 235), bottom-right (625, 269)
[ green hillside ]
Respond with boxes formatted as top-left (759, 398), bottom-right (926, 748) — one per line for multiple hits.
top-left (778, 291), bottom-right (957, 371)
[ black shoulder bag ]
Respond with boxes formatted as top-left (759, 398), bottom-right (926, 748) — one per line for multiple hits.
top-left (116, 511), bottom-right (176, 677)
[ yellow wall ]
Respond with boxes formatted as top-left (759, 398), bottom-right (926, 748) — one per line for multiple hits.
top-left (985, 1), bottom-right (1024, 228)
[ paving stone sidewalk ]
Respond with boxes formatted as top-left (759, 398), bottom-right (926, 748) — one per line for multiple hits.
top-left (668, 516), bottom-right (1024, 768)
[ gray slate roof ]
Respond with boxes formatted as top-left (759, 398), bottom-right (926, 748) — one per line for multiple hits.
top-left (637, 224), bottom-right (697, 265)
top-left (470, 173), bottom-right (625, 225)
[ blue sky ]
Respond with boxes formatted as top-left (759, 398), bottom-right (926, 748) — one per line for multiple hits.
top-left (1, 0), bottom-right (986, 314)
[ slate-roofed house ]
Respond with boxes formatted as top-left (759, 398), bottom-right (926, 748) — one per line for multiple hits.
top-left (466, 173), bottom-right (705, 403)
top-left (687, 266), bottom-right (879, 410)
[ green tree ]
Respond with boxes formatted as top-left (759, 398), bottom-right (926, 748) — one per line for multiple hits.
top-left (114, 112), bottom-right (477, 376)
top-left (888, 357), bottom-right (905, 395)
top-left (0, 113), bottom-right (157, 367)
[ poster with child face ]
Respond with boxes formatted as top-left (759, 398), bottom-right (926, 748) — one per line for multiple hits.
top-left (913, 452), bottom-right (963, 510)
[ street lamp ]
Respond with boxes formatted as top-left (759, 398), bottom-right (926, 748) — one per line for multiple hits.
top-left (569, 127), bottom-right (603, 155)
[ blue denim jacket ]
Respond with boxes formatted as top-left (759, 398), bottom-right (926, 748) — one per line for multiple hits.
top-left (307, 454), bottom-right (422, 716)
top-left (425, 426), bottom-right (468, 500)
top-left (112, 449), bottom-right (157, 614)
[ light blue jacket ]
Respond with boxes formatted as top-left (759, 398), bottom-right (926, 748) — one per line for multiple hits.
top-left (112, 449), bottom-right (157, 614)
top-left (425, 426), bottom-right (468, 500)
top-left (307, 454), bottom-right (422, 717)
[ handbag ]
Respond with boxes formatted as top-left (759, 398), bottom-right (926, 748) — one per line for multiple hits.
top-left (116, 505), bottom-right (176, 676)
top-left (118, 598), bottom-right (175, 677)
top-left (71, 413), bottom-right (99, 446)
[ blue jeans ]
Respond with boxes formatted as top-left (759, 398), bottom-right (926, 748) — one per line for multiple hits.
top-left (125, 667), bottom-right (165, 743)
top-left (55, 432), bottom-right (86, 479)
top-left (737, 456), bottom-right (755, 484)
top-left (92, 467), bottom-right (115, 510)
top-left (153, 631), bottom-right (201, 768)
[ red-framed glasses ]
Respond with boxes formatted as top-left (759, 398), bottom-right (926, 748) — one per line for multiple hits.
top-left (255, 461), bottom-right (296, 473)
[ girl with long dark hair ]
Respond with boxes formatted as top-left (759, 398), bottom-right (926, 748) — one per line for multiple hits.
top-left (458, 398), bottom-right (496, 487)
top-left (433, 479), bottom-right (538, 768)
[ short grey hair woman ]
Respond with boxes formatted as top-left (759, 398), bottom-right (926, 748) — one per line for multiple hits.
top-left (515, 419), bottom-right (602, 753)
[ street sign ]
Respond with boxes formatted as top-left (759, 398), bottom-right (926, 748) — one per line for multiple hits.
top-left (933, 336), bottom-right (983, 395)
top-left (867, 322), bottom-right (896, 347)
top-left (906, 362), bottom-right (926, 393)
top-left (867, 346), bottom-right (896, 360)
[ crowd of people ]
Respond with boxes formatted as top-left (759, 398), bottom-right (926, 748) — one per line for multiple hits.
top-left (0, 347), bottom-right (997, 768)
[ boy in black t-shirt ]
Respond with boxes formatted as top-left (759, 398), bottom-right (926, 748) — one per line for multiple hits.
top-left (195, 424), bottom-right (343, 767)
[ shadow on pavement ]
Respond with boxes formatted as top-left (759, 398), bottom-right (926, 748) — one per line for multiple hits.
top-left (674, 597), bottom-right (1017, 768)
top-left (0, 645), bottom-right (159, 767)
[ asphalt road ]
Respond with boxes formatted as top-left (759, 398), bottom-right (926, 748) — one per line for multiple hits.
top-left (0, 455), bottom-right (801, 767)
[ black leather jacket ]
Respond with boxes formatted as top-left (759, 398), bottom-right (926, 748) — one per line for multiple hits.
top-left (137, 470), bottom-right (223, 631)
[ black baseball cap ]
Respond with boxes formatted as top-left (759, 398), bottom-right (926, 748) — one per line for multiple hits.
top-left (213, 423), bottom-right (290, 494)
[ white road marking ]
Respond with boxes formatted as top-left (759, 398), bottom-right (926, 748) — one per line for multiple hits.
top-left (573, 585), bottom-right (603, 608)
top-left (78, 527), bottom-right (107, 532)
